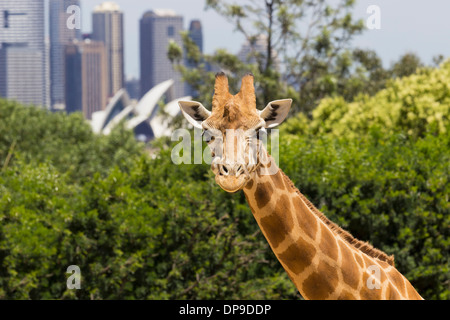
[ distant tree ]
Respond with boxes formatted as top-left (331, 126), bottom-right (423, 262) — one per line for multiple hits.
top-left (0, 99), bottom-right (143, 181)
top-left (169, 0), bottom-right (365, 114)
top-left (170, 1), bottom-right (443, 120)
top-left (391, 52), bottom-right (424, 79)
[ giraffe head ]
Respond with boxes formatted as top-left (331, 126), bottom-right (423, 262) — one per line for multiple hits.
top-left (179, 72), bottom-right (292, 193)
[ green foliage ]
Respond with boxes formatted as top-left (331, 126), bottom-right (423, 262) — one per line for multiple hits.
top-left (0, 99), bottom-right (143, 181)
top-left (283, 60), bottom-right (450, 139)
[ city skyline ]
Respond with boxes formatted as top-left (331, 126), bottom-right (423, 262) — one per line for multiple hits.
top-left (1, 1), bottom-right (202, 115)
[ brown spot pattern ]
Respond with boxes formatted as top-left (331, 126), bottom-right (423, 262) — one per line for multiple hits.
top-left (255, 181), bottom-right (273, 208)
top-left (361, 270), bottom-right (383, 299)
top-left (278, 236), bottom-right (316, 275)
top-left (337, 290), bottom-right (357, 300)
top-left (386, 284), bottom-right (402, 300)
top-left (244, 179), bottom-right (254, 190)
top-left (259, 195), bottom-right (293, 248)
top-left (339, 242), bottom-right (360, 290)
top-left (302, 260), bottom-right (338, 300)
top-left (387, 268), bottom-right (406, 297)
top-left (319, 226), bottom-right (339, 261)
top-left (293, 197), bottom-right (318, 240)
top-left (362, 255), bottom-right (386, 284)
top-left (272, 171), bottom-right (285, 191)
top-left (354, 253), bottom-right (364, 268)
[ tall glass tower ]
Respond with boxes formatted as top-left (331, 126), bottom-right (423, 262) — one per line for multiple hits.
top-left (185, 19), bottom-right (203, 97)
top-left (92, 2), bottom-right (124, 98)
top-left (188, 20), bottom-right (203, 53)
top-left (0, 0), bottom-right (48, 108)
top-left (49, 0), bottom-right (81, 110)
top-left (140, 9), bottom-right (184, 100)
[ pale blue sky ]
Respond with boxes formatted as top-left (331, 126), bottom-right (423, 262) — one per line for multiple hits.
top-left (80, 0), bottom-right (450, 79)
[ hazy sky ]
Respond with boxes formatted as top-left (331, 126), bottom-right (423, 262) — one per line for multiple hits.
top-left (80, 0), bottom-right (450, 79)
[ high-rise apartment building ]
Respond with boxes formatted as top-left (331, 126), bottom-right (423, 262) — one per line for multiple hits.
top-left (185, 19), bottom-right (203, 98)
top-left (188, 20), bottom-right (203, 53)
top-left (65, 40), bottom-right (108, 120)
top-left (140, 9), bottom-right (184, 100)
top-left (92, 2), bottom-right (124, 98)
top-left (49, 0), bottom-right (81, 110)
top-left (0, 0), bottom-right (49, 108)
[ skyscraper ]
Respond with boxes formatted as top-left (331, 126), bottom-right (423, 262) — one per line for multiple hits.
top-left (140, 9), bottom-right (184, 100)
top-left (186, 19), bottom-right (204, 97)
top-left (65, 39), bottom-right (108, 120)
top-left (49, 0), bottom-right (81, 110)
top-left (92, 2), bottom-right (124, 98)
top-left (0, 0), bottom-right (49, 108)
top-left (188, 20), bottom-right (203, 53)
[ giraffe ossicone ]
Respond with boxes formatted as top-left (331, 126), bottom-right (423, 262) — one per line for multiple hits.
top-left (178, 72), bottom-right (423, 300)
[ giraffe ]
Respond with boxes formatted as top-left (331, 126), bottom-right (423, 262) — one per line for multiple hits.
top-left (178, 72), bottom-right (423, 300)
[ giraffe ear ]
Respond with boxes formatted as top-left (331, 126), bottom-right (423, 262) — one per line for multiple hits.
top-left (178, 101), bottom-right (211, 129)
top-left (259, 99), bottom-right (292, 128)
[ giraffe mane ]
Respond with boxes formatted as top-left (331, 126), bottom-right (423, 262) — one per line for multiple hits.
top-left (279, 170), bottom-right (395, 267)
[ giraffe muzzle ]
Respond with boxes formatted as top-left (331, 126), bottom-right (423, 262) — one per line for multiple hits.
top-left (218, 163), bottom-right (245, 177)
top-left (215, 162), bottom-right (250, 193)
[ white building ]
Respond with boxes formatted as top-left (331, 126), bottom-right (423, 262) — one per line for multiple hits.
top-left (91, 79), bottom-right (191, 142)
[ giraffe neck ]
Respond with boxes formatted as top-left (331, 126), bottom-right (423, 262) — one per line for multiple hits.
top-left (243, 156), bottom-right (423, 300)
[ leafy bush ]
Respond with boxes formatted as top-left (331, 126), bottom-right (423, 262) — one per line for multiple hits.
top-left (0, 99), bottom-right (143, 181)
top-left (0, 153), bottom-right (297, 300)
top-left (283, 60), bottom-right (450, 139)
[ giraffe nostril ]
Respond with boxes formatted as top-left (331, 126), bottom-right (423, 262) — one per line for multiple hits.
top-left (220, 165), bottom-right (229, 176)
top-left (218, 164), bottom-right (246, 177)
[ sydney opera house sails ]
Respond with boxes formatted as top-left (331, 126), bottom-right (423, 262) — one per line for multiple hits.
top-left (91, 79), bottom-right (191, 141)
